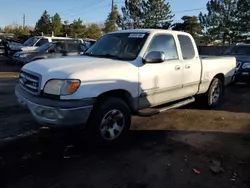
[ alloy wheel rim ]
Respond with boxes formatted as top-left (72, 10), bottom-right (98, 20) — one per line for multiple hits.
top-left (100, 109), bottom-right (125, 141)
top-left (211, 83), bottom-right (220, 104)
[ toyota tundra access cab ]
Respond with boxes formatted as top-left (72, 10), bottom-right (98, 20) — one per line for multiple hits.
top-left (15, 29), bottom-right (236, 143)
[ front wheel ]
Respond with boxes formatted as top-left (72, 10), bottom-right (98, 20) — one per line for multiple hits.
top-left (86, 97), bottom-right (131, 144)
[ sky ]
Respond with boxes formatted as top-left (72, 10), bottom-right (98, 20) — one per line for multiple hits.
top-left (0, 0), bottom-right (208, 28)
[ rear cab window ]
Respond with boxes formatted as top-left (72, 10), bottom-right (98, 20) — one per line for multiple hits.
top-left (177, 35), bottom-right (195, 60)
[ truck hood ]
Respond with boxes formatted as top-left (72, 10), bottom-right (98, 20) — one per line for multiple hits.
top-left (22, 56), bottom-right (137, 88)
top-left (9, 44), bottom-right (37, 52)
top-left (9, 44), bottom-right (24, 50)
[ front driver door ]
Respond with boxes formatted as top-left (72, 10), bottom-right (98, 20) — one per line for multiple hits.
top-left (139, 33), bottom-right (183, 108)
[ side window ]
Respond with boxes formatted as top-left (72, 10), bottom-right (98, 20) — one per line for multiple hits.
top-left (147, 34), bottom-right (178, 60)
top-left (35, 38), bottom-right (49, 47)
top-left (54, 42), bottom-right (65, 52)
top-left (177, 35), bottom-right (195, 60)
top-left (67, 43), bottom-right (80, 52)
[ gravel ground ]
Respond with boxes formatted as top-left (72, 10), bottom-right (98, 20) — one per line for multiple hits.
top-left (0, 58), bottom-right (250, 188)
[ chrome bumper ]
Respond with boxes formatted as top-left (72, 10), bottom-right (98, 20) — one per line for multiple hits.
top-left (15, 85), bottom-right (93, 127)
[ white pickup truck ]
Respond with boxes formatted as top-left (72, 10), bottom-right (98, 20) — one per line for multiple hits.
top-left (15, 29), bottom-right (236, 143)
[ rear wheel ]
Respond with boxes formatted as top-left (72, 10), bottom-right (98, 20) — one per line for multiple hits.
top-left (203, 78), bottom-right (223, 108)
top-left (86, 97), bottom-right (131, 145)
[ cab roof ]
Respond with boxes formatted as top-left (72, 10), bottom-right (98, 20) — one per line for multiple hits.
top-left (110, 29), bottom-right (189, 35)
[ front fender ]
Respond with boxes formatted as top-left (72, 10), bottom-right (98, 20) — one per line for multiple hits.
top-left (60, 79), bottom-right (139, 100)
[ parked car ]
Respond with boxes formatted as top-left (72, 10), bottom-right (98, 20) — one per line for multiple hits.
top-left (0, 39), bottom-right (5, 55)
top-left (222, 44), bottom-right (250, 84)
top-left (80, 39), bottom-right (96, 53)
top-left (8, 36), bottom-right (83, 56)
top-left (15, 29), bottom-right (236, 144)
top-left (12, 41), bottom-right (86, 65)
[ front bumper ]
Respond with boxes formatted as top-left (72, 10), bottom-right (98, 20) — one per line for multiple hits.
top-left (15, 84), bottom-right (94, 127)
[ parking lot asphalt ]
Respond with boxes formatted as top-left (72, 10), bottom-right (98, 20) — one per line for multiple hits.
top-left (0, 57), bottom-right (250, 188)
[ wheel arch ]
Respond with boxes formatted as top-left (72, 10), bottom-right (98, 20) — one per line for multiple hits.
top-left (95, 89), bottom-right (136, 112)
top-left (214, 73), bottom-right (225, 85)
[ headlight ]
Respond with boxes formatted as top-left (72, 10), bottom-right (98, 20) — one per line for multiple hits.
top-left (19, 54), bottom-right (29, 58)
top-left (242, 63), bottom-right (250, 69)
top-left (44, 79), bottom-right (80, 95)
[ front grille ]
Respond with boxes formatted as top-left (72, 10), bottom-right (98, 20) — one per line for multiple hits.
top-left (19, 71), bottom-right (40, 95)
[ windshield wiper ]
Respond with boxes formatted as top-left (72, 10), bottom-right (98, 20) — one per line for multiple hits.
top-left (97, 54), bottom-right (120, 59)
top-left (84, 53), bottom-right (122, 60)
top-left (83, 52), bottom-right (94, 56)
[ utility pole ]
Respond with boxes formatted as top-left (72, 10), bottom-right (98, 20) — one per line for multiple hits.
top-left (111, 0), bottom-right (114, 12)
top-left (22, 14), bottom-right (26, 29)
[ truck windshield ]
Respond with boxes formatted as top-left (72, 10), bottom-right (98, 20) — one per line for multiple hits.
top-left (223, 46), bottom-right (250, 55)
top-left (23, 37), bottom-right (40, 46)
top-left (84, 33), bottom-right (148, 60)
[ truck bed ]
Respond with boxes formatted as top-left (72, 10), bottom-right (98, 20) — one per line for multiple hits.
top-left (200, 55), bottom-right (233, 60)
top-left (197, 55), bottom-right (236, 94)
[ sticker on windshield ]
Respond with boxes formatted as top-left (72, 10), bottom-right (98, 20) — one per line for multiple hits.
top-left (128, 34), bottom-right (145, 38)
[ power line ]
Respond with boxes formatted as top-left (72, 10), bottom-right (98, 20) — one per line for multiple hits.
top-left (62, 4), bottom-right (112, 21)
top-left (61, 0), bottom-right (106, 19)
top-left (62, 0), bottom-right (107, 19)
top-left (62, 0), bottom-right (105, 15)
top-left (61, 1), bottom-right (206, 23)
top-left (62, 0), bottom-right (94, 13)
top-left (173, 7), bottom-right (206, 14)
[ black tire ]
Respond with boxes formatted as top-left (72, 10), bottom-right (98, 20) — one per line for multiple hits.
top-left (229, 75), bottom-right (236, 86)
top-left (247, 76), bottom-right (250, 86)
top-left (203, 78), bottom-right (223, 108)
top-left (86, 97), bottom-right (131, 145)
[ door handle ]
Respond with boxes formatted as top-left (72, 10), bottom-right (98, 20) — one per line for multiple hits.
top-left (175, 65), bottom-right (181, 70)
top-left (185, 64), bottom-right (190, 69)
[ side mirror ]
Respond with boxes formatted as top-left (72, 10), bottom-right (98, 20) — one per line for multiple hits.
top-left (143, 51), bottom-right (165, 63)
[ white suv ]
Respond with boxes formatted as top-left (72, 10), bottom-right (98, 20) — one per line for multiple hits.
top-left (9, 36), bottom-right (83, 53)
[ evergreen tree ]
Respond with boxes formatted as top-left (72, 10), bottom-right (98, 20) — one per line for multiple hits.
top-left (172, 16), bottom-right (202, 39)
top-left (35, 10), bottom-right (52, 35)
top-left (71, 18), bottom-right (86, 38)
top-left (199, 0), bottom-right (239, 44)
top-left (236, 0), bottom-right (250, 38)
top-left (85, 24), bottom-right (103, 39)
top-left (117, 0), bottom-right (143, 29)
top-left (142, 0), bottom-right (174, 29)
top-left (51, 13), bottom-right (62, 36)
top-left (104, 4), bottom-right (119, 33)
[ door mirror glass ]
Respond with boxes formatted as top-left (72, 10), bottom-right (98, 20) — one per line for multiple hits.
top-left (144, 51), bottom-right (165, 63)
